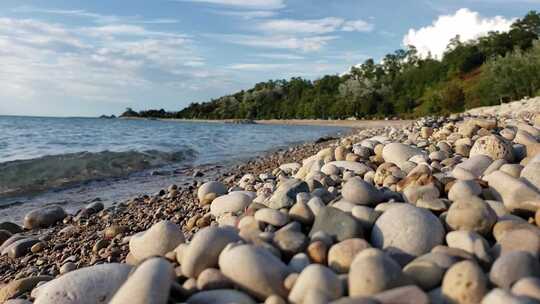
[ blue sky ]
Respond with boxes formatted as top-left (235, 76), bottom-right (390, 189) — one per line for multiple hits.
top-left (0, 0), bottom-right (538, 116)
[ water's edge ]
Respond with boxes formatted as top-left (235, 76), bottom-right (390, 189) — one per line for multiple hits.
top-left (0, 126), bottom-right (347, 223)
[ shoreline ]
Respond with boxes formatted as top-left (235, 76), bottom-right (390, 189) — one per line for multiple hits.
top-left (0, 136), bottom-right (341, 283)
top-left (120, 116), bottom-right (413, 129)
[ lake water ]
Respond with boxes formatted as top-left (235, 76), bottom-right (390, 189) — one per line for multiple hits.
top-left (0, 116), bottom-right (344, 221)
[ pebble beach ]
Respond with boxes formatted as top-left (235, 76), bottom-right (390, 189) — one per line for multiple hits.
top-left (1, 97), bottom-right (540, 304)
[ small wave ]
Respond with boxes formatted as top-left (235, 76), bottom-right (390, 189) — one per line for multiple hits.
top-left (0, 149), bottom-right (197, 198)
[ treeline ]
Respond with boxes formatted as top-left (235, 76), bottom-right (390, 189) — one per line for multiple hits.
top-left (122, 11), bottom-right (540, 120)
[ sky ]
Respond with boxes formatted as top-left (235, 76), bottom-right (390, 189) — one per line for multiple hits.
top-left (0, 0), bottom-right (538, 117)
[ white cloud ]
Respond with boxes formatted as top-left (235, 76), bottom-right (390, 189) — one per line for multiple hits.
top-left (220, 34), bottom-right (338, 52)
top-left (258, 17), bottom-right (374, 34)
top-left (179, 0), bottom-right (285, 10)
top-left (216, 10), bottom-right (276, 19)
top-left (0, 16), bottom-right (217, 113)
top-left (228, 63), bottom-right (293, 71)
top-left (342, 20), bottom-right (375, 32)
top-left (13, 6), bottom-right (179, 24)
top-left (403, 8), bottom-right (514, 58)
top-left (258, 17), bottom-right (343, 34)
top-left (255, 53), bottom-right (305, 60)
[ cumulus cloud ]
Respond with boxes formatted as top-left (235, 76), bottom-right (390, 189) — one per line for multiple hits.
top-left (258, 17), bottom-right (374, 34)
top-left (403, 8), bottom-right (514, 58)
top-left (179, 0), bottom-right (285, 10)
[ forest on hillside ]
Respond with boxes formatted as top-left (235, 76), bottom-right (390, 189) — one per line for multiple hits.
top-left (122, 11), bottom-right (540, 120)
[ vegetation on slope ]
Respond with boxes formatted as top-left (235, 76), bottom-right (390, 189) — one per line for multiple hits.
top-left (122, 11), bottom-right (540, 120)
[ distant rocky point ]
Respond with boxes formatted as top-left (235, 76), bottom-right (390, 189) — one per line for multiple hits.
top-left (99, 114), bottom-right (117, 119)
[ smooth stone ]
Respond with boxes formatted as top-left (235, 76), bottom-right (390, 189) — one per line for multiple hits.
top-left (415, 251), bottom-right (460, 270)
top-left (454, 155), bottom-right (493, 178)
top-left (187, 290), bottom-right (256, 304)
top-left (197, 268), bottom-right (232, 290)
top-left (307, 196), bottom-right (325, 216)
top-left (373, 285), bottom-right (429, 304)
top-left (492, 229), bottom-right (540, 258)
top-left (0, 222), bottom-right (23, 234)
top-left (416, 198), bottom-right (448, 212)
top-left (500, 164), bottom-right (523, 178)
top-left (0, 276), bottom-right (53, 303)
top-left (328, 238), bottom-right (371, 273)
top-left (485, 171), bottom-right (540, 212)
top-left (289, 202), bottom-right (314, 225)
top-left (403, 259), bottom-right (444, 290)
top-left (272, 228), bottom-right (308, 258)
top-left (302, 290), bottom-right (330, 304)
top-left (446, 231), bottom-right (491, 265)
top-left (348, 248), bottom-right (406, 296)
top-left (129, 220), bottom-right (185, 261)
top-left (330, 297), bottom-right (379, 304)
top-left (332, 200), bottom-right (355, 212)
top-left (485, 200), bottom-right (509, 218)
top-left (448, 180), bottom-right (482, 202)
top-left (280, 163), bottom-right (301, 173)
top-left (441, 260), bottom-right (487, 304)
top-left (267, 179), bottom-right (309, 209)
top-left (34, 263), bottom-right (132, 304)
top-left (452, 167), bottom-right (476, 180)
top-left (484, 159), bottom-right (508, 176)
top-left (284, 273), bottom-right (299, 291)
top-left (289, 264), bottom-right (343, 303)
top-left (307, 240), bottom-right (328, 264)
top-left (182, 226), bottom-right (241, 278)
top-left (403, 184), bottom-right (440, 204)
top-left (382, 143), bottom-right (425, 169)
top-left (323, 161), bottom-right (372, 175)
top-left (481, 288), bottom-right (536, 304)
top-left (210, 192), bottom-right (252, 216)
top-left (265, 295), bottom-right (287, 304)
top-left (60, 262), bottom-right (77, 274)
top-left (104, 224), bottom-right (127, 239)
top-left (219, 244), bottom-right (291, 300)
top-left (2, 238), bottom-right (39, 258)
top-left (197, 181), bottom-right (227, 205)
top-left (351, 206), bottom-right (380, 230)
top-left (512, 277), bottom-right (540, 301)
top-left (322, 163), bottom-right (340, 176)
top-left (78, 201), bottom-right (104, 218)
top-left (490, 251), bottom-right (540, 289)
top-left (109, 258), bottom-right (173, 304)
top-left (5, 300), bottom-right (33, 304)
top-left (288, 253), bottom-right (310, 273)
top-left (455, 145), bottom-right (471, 158)
top-left (371, 204), bottom-right (445, 265)
top-left (342, 177), bottom-right (382, 205)
top-left (470, 135), bottom-right (514, 161)
top-left (521, 154), bottom-right (540, 192)
top-left (446, 196), bottom-right (497, 235)
top-left (492, 220), bottom-right (538, 242)
top-left (23, 206), bottom-right (67, 229)
top-left (255, 208), bottom-right (289, 227)
top-left (0, 230), bottom-right (12, 246)
top-left (309, 207), bottom-right (364, 242)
